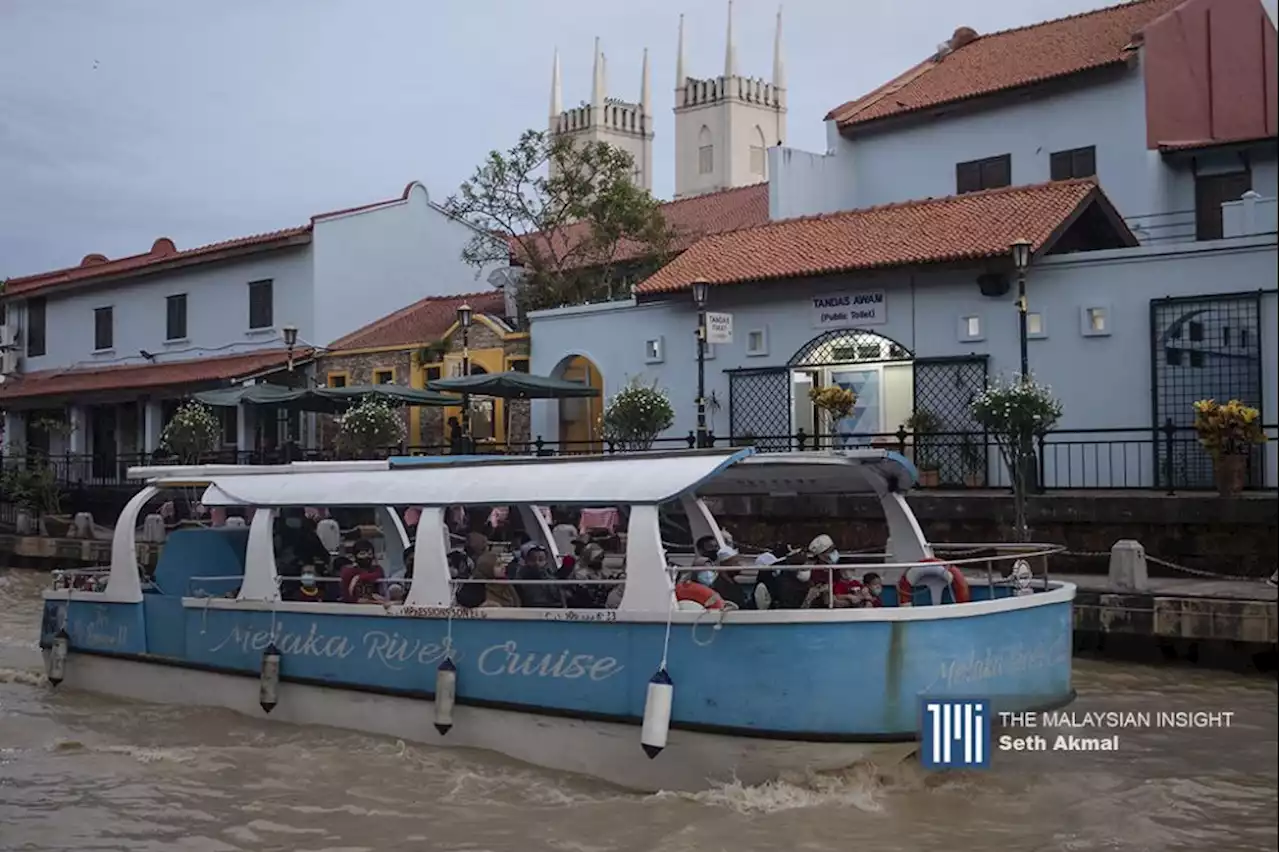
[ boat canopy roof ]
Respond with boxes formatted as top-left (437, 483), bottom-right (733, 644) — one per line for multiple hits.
top-left (133, 448), bottom-right (916, 508)
top-left (195, 449), bottom-right (754, 507)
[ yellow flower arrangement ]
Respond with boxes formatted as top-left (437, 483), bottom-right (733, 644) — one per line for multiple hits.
top-left (809, 386), bottom-right (857, 420)
top-left (1192, 399), bottom-right (1266, 457)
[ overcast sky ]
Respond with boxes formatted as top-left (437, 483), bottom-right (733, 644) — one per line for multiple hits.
top-left (0, 0), bottom-right (1217, 278)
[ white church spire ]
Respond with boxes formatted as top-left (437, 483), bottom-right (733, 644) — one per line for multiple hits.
top-left (724, 0), bottom-right (737, 78)
top-left (641, 47), bottom-right (651, 115)
top-left (591, 37), bottom-right (604, 110)
top-left (550, 49), bottom-right (563, 117)
top-left (773, 7), bottom-right (785, 89)
top-left (676, 14), bottom-right (686, 87)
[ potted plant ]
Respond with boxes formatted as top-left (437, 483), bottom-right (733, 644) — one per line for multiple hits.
top-left (971, 375), bottom-right (1063, 542)
top-left (335, 396), bottom-right (406, 459)
top-left (2, 456), bottom-right (64, 535)
top-left (809, 386), bottom-right (857, 447)
top-left (161, 401), bottom-right (222, 463)
top-left (959, 432), bottom-right (985, 487)
top-left (1193, 398), bottom-right (1266, 497)
top-left (906, 409), bottom-right (943, 487)
top-left (601, 378), bottom-right (675, 451)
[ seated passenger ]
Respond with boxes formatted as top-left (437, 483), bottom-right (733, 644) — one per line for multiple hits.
top-left (802, 534), bottom-right (864, 608)
top-left (472, 552), bottom-right (521, 609)
top-left (754, 544), bottom-right (811, 609)
top-left (340, 539), bottom-right (385, 603)
top-left (567, 543), bottom-right (610, 608)
top-left (862, 572), bottom-right (884, 607)
top-left (402, 545), bottom-right (416, 581)
top-left (675, 567), bottom-right (730, 610)
top-left (710, 546), bottom-right (752, 610)
top-left (515, 543), bottom-right (565, 608)
top-left (274, 506), bottom-right (331, 598)
top-left (291, 568), bottom-right (331, 603)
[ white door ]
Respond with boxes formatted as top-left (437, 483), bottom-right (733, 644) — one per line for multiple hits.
top-left (828, 367), bottom-right (882, 448)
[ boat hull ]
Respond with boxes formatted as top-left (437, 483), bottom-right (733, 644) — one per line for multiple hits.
top-left (46, 651), bottom-right (915, 792)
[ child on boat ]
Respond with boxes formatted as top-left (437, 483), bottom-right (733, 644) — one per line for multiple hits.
top-left (340, 539), bottom-right (386, 603)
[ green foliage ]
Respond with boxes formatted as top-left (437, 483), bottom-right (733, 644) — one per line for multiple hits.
top-left (1, 458), bottom-right (62, 516)
top-left (334, 397), bottom-right (405, 458)
top-left (160, 401), bottom-right (222, 462)
top-left (601, 378), bottom-right (675, 451)
top-left (445, 129), bottom-right (674, 313)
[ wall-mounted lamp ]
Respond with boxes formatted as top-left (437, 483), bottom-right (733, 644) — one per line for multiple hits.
top-left (457, 303), bottom-right (473, 329)
top-left (283, 324), bottom-right (298, 371)
top-left (139, 349), bottom-right (156, 362)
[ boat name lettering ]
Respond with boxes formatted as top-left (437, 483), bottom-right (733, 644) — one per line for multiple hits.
top-left (75, 608), bottom-right (128, 649)
top-left (477, 640), bottom-right (623, 681)
top-left (400, 606), bottom-right (488, 620)
top-left (932, 638), bottom-right (1069, 690)
top-left (209, 622), bottom-right (354, 659)
top-left (362, 631), bottom-right (456, 670)
top-left (541, 609), bottom-right (618, 623)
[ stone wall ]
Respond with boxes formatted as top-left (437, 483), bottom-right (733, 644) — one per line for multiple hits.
top-left (316, 349), bottom-right (415, 449)
top-left (706, 491), bottom-right (1279, 579)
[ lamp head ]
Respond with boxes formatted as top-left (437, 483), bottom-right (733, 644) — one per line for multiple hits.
top-left (1011, 239), bottom-right (1032, 271)
top-left (691, 278), bottom-right (710, 308)
top-left (282, 325), bottom-right (298, 348)
top-left (457, 303), bottom-right (473, 329)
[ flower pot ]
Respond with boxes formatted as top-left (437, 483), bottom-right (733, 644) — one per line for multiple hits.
top-left (963, 472), bottom-right (983, 488)
top-left (918, 468), bottom-right (940, 488)
top-left (1214, 453), bottom-right (1247, 497)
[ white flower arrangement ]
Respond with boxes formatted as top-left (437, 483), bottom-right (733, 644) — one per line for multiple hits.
top-left (601, 378), bottom-right (675, 451)
top-left (160, 401), bottom-right (222, 462)
top-left (334, 397), bottom-right (406, 457)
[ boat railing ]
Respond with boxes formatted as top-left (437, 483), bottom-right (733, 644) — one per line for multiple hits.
top-left (49, 567), bottom-right (112, 592)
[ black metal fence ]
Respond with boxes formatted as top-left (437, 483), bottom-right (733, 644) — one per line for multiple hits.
top-left (4, 422), bottom-right (1275, 492)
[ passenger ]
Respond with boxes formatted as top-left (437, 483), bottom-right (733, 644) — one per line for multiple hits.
top-left (674, 565), bottom-right (731, 610)
top-left (862, 572), bottom-right (885, 607)
top-left (802, 534), bottom-right (863, 608)
top-left (551, 510), bottom-right (579, 557)
top-left (340, 539), bottom-right (385, 603)
top-left (756, 544), bottom-right (812, 609)
top-left (402, 545), bottom-right (416, 581)
top-left (471, 552), bottom-right (521, 609)
top-left (710, 546), bottom-right (751, 609)
top-left (290, 567), bottom-right (330, 602)
top-left (274, 506), bottom-right (331, 597)
top-left (567, 543), bottom-right (610, 608)
top-left (514, 543), bottom-right (565, 608)
top-left (693, 535), bottom-right (721, 563)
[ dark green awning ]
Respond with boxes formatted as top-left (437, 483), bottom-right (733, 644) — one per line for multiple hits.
top-left (427, 370), bottom-right (599, 399)
top-left (193, 384), bottom-right (459, 411)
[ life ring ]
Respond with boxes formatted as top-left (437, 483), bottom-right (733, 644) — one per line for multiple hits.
top-left (896, 557), bottom-right (971, 605)
top-left (675, 581), bottom-right (725, 610)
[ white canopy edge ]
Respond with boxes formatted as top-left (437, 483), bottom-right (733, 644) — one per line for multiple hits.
top-left (700, 449), bottom-right (917, 495)
top-left (199, 449), bottom-right (754, 508)
top-left (127, 460), bottom-right (391, 483)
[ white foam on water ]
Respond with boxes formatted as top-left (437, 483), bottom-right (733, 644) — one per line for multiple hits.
top-left (0, 665), bottom-right (46, 686)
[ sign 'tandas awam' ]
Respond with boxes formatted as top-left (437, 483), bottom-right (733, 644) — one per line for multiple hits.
top-left (810, 291), bottom-right (886, 329)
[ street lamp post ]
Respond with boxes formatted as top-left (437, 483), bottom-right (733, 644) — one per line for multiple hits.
top-left (691, 279), bottom-right (710, 448)
top-left (1011, 239), bottom-right (1032, 381)
top-left (457, 303), bottom-right (473, 446)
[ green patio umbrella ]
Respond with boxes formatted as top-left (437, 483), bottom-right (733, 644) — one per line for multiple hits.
top-left (313, 385), bottom-right (459, 406)
top-left (427, 370), bottom-right (599, 399)
top-left (192, 384), bottom-right (312, 407)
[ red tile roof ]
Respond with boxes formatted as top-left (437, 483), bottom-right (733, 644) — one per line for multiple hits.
top-left (2, 182), bottom-right (432, 300)
top-left (513, 183), bottom-right (769, 269)
top-left (635, 179), bottom-right (1129, 295)
top-left (827, 0), bottom-right (1185, 131)
top-left (329, 291), bottom-right (506, 351)
top-left (0, 348), bottom-right (304, 402)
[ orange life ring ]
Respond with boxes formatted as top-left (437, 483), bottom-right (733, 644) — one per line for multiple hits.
top-left (675, 581), bottom-right (725, 610)
top-left (896, 557), bottom-right (971, 605)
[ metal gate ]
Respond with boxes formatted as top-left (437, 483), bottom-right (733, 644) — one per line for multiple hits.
top-left (1150, 292), bottom-right (1264, 489)
top-left (727, 368), bottom-right (792, 451)
top-left (912, 356), bottom-right (989, 486)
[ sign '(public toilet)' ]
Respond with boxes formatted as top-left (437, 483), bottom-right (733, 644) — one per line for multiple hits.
top-left (705, 311), bottom-right (734, 344)
top-left (810, 291), bottom-right (887, 329)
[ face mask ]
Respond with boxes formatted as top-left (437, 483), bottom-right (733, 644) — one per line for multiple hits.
top-left (301, 572), bottom-right (316, 588)
top-left (868, 584), bottom-right (883, 596)
top-left (826, 550), bottom-right (841, 564)
top-left (356, 552), bottom-right (372, 563)
top-left (695, 570), bottom-right (717, 586)
top-left (796, 570), bottom-right (812, 583)
top-left (286, 518), bottom-right (302, 529)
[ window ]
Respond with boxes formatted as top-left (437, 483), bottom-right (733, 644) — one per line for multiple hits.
top-left (1049, 146), bottom-right (1096, 181)
top-left (248, 279), bottom-right (273, 329)
top-left (26, 297), bottom-right (46, 357)
top-left (425, 366), bottom-right (442, 381)
top-left (219, 407), bottom-right (238, 446)
top-left (698, 126), bottom-right (713, 175)
top-left (372, 368), bottom-right (395, 385)
top-left (1195, 170), bottom-right (1251, 241)
top-left (94, 306), bottom-right (114, 351)
top-left (166, 294), bottom-right (187, 341)
top-left (749, 126), bottom-right (767, 177)
top-left (1027, 312), bottom-right (1047, 339)
top-left (644, 337), bottom-right (664, 363)
top-left (746, 328), bottom-right (769, 357)
top-left (959, 315), bottom-right (984, 342)
top-left (1081, 305), bottom-right (1110, 337)
top-left (509, 358), bottom-right (530, 373)
top-left (327, 373), bottom-right (348, 388)
top-left (956, 154), bottom-right (1011, 194)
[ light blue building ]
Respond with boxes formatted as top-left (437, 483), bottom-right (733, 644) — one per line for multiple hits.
top-left (529, 0), bottom-right (1279, 490)
top-left (0, 182), bottom-right (503, 478)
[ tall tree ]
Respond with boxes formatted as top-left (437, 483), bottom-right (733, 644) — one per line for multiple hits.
top-left (445, 130), bottom-right (674, 312)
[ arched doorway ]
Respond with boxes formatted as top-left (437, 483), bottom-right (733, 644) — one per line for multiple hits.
top-left (552, 355), bottom-right (604, 453)
top-left (789, 330), bottom-right (914, 448)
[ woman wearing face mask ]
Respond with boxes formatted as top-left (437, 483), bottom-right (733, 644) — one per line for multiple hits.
top-left (340, 539), bottom-right (385, 603)
top-left (674, 562), bottom-right (728, 611)
top-left (803, 534), bottom-right (863, 608)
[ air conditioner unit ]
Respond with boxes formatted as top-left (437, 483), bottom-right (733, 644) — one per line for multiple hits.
top-left (0, 350), bottom-right (20, 377)
top-left (0, 324), bottom-right (18, 350)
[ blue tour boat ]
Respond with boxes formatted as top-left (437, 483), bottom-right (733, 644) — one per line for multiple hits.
top-left (38, 448), bottom-right (1075, 792)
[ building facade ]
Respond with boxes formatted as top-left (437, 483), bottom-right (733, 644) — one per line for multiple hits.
top-left (317, 291), bottom-right (531, 452)
top-left (0, 181), bottom-right (505, 478)
top-left (768, 0), bottom-right (1278, 246)
top-left (529, 181), bottom-right (1279, 490)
